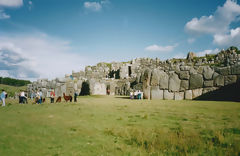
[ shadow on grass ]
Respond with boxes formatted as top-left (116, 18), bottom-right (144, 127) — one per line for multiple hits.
top-left (194, 81), bottom-right (240, 102)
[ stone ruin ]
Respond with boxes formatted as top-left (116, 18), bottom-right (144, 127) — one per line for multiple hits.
top-left (28, 47), bottom-right (240, 100)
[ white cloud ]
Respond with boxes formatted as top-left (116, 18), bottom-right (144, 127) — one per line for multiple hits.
top-left (196, 48), bottom-right (219, 57)
top-left (84, 0), bottom-right (110, 12)
top-left (145, 44), bottom-right (177, 52)
top-left (0, 0), bottom-right (23, 7)
top-left (173, 53), bottom-right (186, 59)
top-left (213, 27), bottom-right (240, 47)
top-left (84, 1), bottom-right (102, 12)
top-left (0, 0), bottom-right (23, 20)
top-left (0, 9), bottom-right (10, 19)
top-left (185, 0), bottom-right (240, 35)
top-left (0, 32), bottom-right (92, 80)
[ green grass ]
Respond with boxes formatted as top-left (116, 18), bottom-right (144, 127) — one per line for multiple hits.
top-left (0, 96), bottom-right (240, 156)
top-left (0, 84), bottom-right (27, 97)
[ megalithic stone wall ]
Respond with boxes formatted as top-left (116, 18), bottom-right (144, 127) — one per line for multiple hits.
top-left (28, 47), bottom-right (240, 100)
top-left (143, 64), bottom-right (240, 100)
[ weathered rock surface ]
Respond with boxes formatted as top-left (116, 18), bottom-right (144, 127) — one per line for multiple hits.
top-left (202, 87), bottom-right (218, 94)
top-left (203, 66), bottom-right (214, 80)
top-left (192, 88), bottom-right (203, 99)
top-left (174, 92), bottom-right (184, 100)
top-left (169, 72), bottom-right (181, 92)
top-left (214, 75), bottom-right (224, 87)
top-left (187, 52), bottom-right (196, 60)
top-left (142, 69), bottom-right (152, 99)
top-left (159, 71), bottom-right (169, 89)
top-left (150, 69), bottom-right (161, 86)
top-left (185, 90), bottom-right (192, 100)
top-left (189, 74), bottom-right (203, 89)
top-left (231, 64), bottom-right (240, 74)
top-left (180, 80), bottom-right (189, 91)
top-left (224, 75), bottom-right (237, 85)
top-left (204, 80), bottom-right (213, 87)
top-left (179, 71), bottom-right (190, 80)
top-left (151, 86), bottom-right (163, 100)
top-left (164, 90), bottom-right (174, 100)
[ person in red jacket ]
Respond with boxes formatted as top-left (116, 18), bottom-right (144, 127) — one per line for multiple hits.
top-left (50, 89), bottom-right (55, 103)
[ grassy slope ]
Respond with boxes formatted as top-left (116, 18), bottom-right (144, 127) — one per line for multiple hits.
top-left (0, 84), bottom-right (27, 97)
top-left (0, 96), bottom-right (240, 155)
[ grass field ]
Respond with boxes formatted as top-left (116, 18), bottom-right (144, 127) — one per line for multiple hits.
top-left (0, 96), bottom-right (240, 156)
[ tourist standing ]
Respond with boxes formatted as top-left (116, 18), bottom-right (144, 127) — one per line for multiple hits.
top-left (134, 90), bottom-right (138, 99)
top-left (50, 89), bottom-right (55, 103)
top-left (74, 91), bottom-right (78, 102)
top-left (137, 90), bottom-right (141, 100)
top-left (20, 90), bottom-right (27, 104)
top-left (30, 90), bottom-right (35, 100)
top-left (130, 91), bottom-right (134, 99)
top-left (0, 89), bottom-right (7, 107)
top-left (39, 90), bottom-right (43, 104)
top-left (36, 90), bottom-right (40, 104)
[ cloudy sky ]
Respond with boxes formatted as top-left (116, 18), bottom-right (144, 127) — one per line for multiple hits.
top-left (0, 0), bottom-right (239, 80)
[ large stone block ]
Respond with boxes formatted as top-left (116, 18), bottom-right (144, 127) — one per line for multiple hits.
top-left (174, 92), bottom-right (184, 100)
top-left (189, 67), bottom-right (197, 74)
top-left (197, 66), bottom-right (204, 74)
top-left (231, 64), bottom-right (240, 74)
top-left (180, 66), bottom-right (190, 71)
top-left (192, 88), bottom-right (203, 99)
top-left (91, 82), bottom-right (106, 95)
top-left (143, 69), bottom-right (151, 88)
top-left (202, 87), bottom-right (219, 94)
top-left (224, 75), bottom-right (237, 85)
top-left (143, 69), bottom-right (151, 99)
top-left (204, 80), bottom-right (213, 87)
top-left (159, 71), bottom-right (169, 89)
top-left (215, 67), bottom-right (230, 76)
top-left (179, 71), bottom-right (190, 80)
top-left (143, 86), bottom-right (151, 99)
top-left (180, 80), bottom-right (189, 91)
top-left (150, 69), bottom-right (161, 86)
top-left (203, 66), bottom-right (214, 80)
top-left (185, 90), bottom-right (192, 100)
top-left (163, 90), bottom-right (174, 100)
top-left (151, 86), bottom-right (163, 100)
top-left (189, 74), bottom-right (203, 89)
top-left (213, 75), bottom-right (224, 87)
top-left (169, 72), bottom-right (181, 92)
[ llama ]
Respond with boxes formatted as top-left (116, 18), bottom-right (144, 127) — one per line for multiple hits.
top-left (63, 93), bottom-right (72, 102)
top-left (56, 96), bottom-right (61, 103)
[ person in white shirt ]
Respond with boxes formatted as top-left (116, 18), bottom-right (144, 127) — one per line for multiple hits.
top-left (20, 90), bottom-right (27, 104)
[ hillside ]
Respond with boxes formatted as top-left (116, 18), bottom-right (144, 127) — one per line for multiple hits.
top-left (0, 84), bottom-right (27, 97)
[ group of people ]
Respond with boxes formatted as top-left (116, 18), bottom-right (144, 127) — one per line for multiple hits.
top-left (0, 90), bottom-right (7, 107)
top-left (0, 88), bottom-right (79, 106)
top-left (130, 90), bottom-right (143, 100)
top-left (30, 90), bottom-right (44, 104)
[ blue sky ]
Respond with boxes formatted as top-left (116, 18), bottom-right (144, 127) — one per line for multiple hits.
top-left (0, 0), bottom-right (239, 80)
